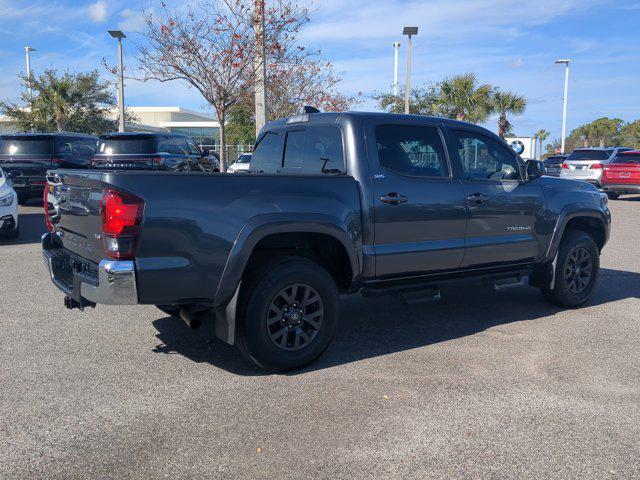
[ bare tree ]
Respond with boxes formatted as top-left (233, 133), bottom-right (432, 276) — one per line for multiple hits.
top-left (136, 0), bottom-right (310, 170)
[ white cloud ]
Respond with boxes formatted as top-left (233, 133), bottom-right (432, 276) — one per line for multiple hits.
top-left (510, 58), bottom-right (525, 68)
top-left (119, 8), bottom-right (146, 33)
top-left (88, 1), bottom-right (108, 23)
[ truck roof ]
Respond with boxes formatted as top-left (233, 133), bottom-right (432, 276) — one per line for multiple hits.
top-left (263, 111), bottom-right (484, 132)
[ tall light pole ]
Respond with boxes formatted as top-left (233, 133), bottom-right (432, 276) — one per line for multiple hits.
top-left (402, 27), bottom-right (418, 114)
top-left (109, 30), bottom-right (126, 132)
top-left (392, 42), bottom-right (401, 96)
top-left (254, 0), bottom-right (268, 137)
top-left (24, 46), bottom-right (37, 101)
top-left (555, 59), bottom-right (570, 154)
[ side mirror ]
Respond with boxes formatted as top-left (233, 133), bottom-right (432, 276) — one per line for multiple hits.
top-left (525, 159), bottom-right (544, 181)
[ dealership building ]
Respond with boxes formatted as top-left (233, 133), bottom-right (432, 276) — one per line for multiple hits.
top-left (1, 106), bottom-right (221, 146)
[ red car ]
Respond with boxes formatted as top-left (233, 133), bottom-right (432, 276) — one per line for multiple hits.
top-left (602, 150), bottom-right (640, 199)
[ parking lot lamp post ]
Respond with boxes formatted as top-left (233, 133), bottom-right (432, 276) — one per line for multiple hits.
top-left (555, 59), bottom-right (570, 154)
top-left (393, 42), bottom-right (400, 96)
top-left (109, 30), bottom-right (127, 132)
top-left (402, 27), bottom-right (418, 114)
top-left (24, 46), bottom-right (36, 101)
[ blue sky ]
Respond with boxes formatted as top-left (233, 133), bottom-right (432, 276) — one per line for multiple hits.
top-left (0, 0), bottom-right (639, 142)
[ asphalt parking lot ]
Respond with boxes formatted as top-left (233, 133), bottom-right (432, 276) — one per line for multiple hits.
top-left (1, 198), bottom-right (639, 479)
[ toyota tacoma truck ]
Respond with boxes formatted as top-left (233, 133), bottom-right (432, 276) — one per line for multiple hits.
top-left (42, 112), bottom-right (611, 372)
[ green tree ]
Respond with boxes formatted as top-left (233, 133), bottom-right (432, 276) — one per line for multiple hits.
top-left (492, 90), bottom-right (527, 138)
top-left (225, 104), bottom-right (256, 145)
top-left (567, 117), bottom-right (623, 148)
top-left (1, 69), bottom-right (122, 134)
top-left (535, 129), bottom-right (550, 159)
top-left (433, 73), bottom-right (493, 123)
top-left (619, 120), bottom-right (640, 149)
top-left (373, 84), bottom-right (438, 115)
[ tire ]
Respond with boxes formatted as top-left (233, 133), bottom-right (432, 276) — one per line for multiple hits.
top-left (236, 257), bottom-right (339, 372)
top-left (606, 192), bottom-right (620, 200)
top-left (17, 195), bottom-right (28, 206)
top-left (541, 229), bottom-right (600, 308)
top-left (7, 226), bottom-right (19, 239)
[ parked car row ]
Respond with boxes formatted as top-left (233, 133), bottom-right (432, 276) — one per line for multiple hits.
top-left (543, 146), bottom-right (639, 199)
top-left (0, 132), bottom-right (226, 204)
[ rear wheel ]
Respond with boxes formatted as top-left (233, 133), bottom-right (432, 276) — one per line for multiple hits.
top-left (606, 192), bottom-right (620, 200)
top-left (236, 257), bottom-right (339, 372)
top-left (541, 230), bottom-right (599, 308)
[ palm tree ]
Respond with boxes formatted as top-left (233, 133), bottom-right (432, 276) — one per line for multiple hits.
top-left (493, 90), bottom-right (527, 138)
top-left (535, 129), bottom-right (550, 159)
top-left (433, 73), bottom-right (493, 123)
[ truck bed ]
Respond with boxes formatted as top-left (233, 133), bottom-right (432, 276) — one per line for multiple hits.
top-left (45, 170), bottom-right (362, 306)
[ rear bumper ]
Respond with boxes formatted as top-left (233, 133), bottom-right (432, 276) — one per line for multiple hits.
top-left (42, 232), bottom-right (138, 306)
top-left (602, 184), bottom-right (640, 194)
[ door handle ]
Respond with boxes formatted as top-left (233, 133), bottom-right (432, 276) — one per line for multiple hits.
top-left (380, 192), bottom-right (408, 205)
top-left (467, 193), bottom-right (490, 204)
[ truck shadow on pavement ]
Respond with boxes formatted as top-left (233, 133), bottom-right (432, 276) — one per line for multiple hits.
top-left (1, 210), bottom-right (46, 246)
top-left (151, 267), bottom-right (640, 376)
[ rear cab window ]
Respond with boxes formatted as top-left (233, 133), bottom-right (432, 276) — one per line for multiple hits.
top-left (252, 124), bottom-right (345, 175)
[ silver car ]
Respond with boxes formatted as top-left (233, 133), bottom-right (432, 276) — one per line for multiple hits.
top-left (560, 147), bottom-right (632, 187)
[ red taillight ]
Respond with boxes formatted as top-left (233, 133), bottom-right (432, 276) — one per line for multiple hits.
top-left (590, 163), bottom-right (604, 170)
top-left (561, 163), bottom-right (569, 169)
top-left (100, 189), bottom-right (143, 259)
top-left (43, 182), bottom-right (53, 232)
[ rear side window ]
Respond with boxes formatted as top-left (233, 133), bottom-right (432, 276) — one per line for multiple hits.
top-left (55, 137), bottom-right (96, 155)
top-left (613, 153), bottom-right (640, 164)
top-left (0, 137), bottom-right (53, 155)
top-left (251, 131), bottom-right (284, 173)
top-left (157, 137), bottom-right (187, 154)
top-left (567, 150), bottom-right (609, 161)
top-left (375, 125), bottom-right (448, 177)
top-left (98, 137), bottom-right (155, 155)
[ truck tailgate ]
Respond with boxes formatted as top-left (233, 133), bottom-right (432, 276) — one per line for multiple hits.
top-left (46, 170), bottom-right (107, 264)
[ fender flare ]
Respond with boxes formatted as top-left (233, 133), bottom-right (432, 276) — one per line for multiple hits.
top-left (542, 204), bottom-right (610, 264)
top-left (213, 212), bottom-right (361, 308)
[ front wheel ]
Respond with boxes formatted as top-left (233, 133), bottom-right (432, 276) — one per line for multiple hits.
top-left (236, 257), bottom-right (339, 372)
top-left (541, 230), bottom-right (600, 308)
top-left (606, 192), bottom-right (620, 200)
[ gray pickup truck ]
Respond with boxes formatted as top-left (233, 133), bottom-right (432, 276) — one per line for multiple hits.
top-left (43, 112), bottom-right (611, 371)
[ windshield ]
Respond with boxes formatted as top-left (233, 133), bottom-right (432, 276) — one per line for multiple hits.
top-left (613, 153), bottom-right (640, 164)
top-left (97, 137), bottom-right (156, 155)
top-left (236, 154), bottom-right (251, 164)
top-left (0, 137), bottom-right (53, 155)
top-left (567, 150), bottom-right (610, 161)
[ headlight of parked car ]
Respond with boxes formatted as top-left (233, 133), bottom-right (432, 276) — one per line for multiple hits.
top-left (0, 193), bottom-right (14, 206)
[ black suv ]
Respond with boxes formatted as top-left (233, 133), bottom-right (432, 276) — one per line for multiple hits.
top-left (543, 153), bottom-right (567, 177)
top-left (0, 133), bottom-right (97, 203)
top-left (91, 132), bottom-right (219, 172)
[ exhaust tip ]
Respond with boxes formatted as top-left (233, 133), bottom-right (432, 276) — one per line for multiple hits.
top-left (179, 308), bottom-right (201, 330)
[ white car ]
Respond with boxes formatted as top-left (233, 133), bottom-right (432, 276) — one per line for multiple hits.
top-left (227, 153), bottom-right (252, 173)
top-left (0, 167), bottom-right (19, 238)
